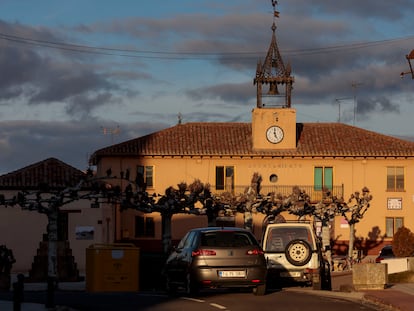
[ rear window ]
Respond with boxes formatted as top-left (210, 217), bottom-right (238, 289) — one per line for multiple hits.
top-left (201, 231), bottom-right (257, 247)
top-left (265, 226), bottom-right (313, 252)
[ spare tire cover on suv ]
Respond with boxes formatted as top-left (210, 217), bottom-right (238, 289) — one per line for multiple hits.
top-left (284, 239), bottom-right (312, 266)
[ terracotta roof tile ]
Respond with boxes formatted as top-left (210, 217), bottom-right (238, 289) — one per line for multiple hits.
top-left (0, 158), bottom-right (88, 189)
top-left (90, 122), bottom-right (414, 162)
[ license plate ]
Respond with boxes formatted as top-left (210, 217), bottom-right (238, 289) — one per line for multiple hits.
top-left (219, 270), bottom-right (246, 278)
top-left (280, 271), bottom-right (301, 277)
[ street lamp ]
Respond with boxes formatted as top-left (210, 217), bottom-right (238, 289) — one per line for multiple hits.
top-left (400, 49), bottom-right (414, 79)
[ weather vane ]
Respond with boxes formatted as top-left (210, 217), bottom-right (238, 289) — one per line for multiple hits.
top-left (272, 0), bottom-right (280, 19)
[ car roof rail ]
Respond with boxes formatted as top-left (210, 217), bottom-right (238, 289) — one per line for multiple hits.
top-left (267, 219), bottom-right (312, 224)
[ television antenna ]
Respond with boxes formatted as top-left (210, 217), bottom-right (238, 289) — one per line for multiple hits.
top-left (351, 82), bottom-right (363, 125)
top-left (335, 97), bottom-right (352, 123)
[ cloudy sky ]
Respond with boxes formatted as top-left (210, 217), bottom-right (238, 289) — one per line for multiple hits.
top-left (1, 0), bottom-right (414, 174)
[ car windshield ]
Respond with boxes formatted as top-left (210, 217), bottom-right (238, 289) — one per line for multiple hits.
top-left (200, 231), bottom-right (256, 247)
top-left (380, 247), bottom-right (393, 256)
top-left (265, 227), bottom-right (313, 252)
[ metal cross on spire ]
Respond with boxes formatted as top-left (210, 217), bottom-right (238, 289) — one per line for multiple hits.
top-left (254, 0), bottom-right (294, 108)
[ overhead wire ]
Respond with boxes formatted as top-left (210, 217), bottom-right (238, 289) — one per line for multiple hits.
top-left (0, 31), bottom-right (414, 60)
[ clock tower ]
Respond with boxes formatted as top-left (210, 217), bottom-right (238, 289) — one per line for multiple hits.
top-left (252, 1), bottom-right (296, 150)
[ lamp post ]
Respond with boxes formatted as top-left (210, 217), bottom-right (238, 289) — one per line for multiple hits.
top-left (401, 49), bottom-right (414, 79)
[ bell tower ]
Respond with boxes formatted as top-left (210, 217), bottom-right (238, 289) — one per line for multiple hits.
top-left (252, 0), bottom-right (296, 150)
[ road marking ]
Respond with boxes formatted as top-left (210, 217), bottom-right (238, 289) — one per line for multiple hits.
top-left (181, 297), bottom-right (205, 303)
top-left (210, 302), bottom-right (227, 310)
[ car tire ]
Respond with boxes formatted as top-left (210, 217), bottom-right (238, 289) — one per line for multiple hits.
top-left (253, 284), bottom-right (266, 296)
top-left (185, 272), bottom-right (198, 296)
top-left (165, 275), bottom-right (177, 295)
top-left (285, 239), bottom-right (312, 266)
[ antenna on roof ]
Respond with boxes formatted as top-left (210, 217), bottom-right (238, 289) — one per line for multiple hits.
top-left (351, 82), bottom-right (363, 126)
top-left (177, 112), bottom-right (182, 125)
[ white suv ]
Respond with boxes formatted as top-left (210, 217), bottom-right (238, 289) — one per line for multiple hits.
top-left (261, 221), bottom-right (330, 290)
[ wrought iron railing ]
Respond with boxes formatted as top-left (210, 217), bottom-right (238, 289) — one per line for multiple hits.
top-left (213, 184), bottom-right (344, 202)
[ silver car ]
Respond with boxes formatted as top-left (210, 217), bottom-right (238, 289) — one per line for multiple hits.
top-left (163, 227), bottom-right (267, 295)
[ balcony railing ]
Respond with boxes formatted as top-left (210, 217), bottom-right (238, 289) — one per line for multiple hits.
top-left (213, 185), bottom-right (344, 202)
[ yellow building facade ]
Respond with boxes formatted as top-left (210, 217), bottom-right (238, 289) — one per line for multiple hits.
top-left (90, 105), bottom-right (414, 256)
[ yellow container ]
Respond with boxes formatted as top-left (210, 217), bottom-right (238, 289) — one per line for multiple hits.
top-left (86, 243), bottom-right (140, 292)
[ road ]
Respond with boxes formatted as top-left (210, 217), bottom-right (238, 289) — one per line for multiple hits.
top-left (0, 287), bottom-right (390, 311)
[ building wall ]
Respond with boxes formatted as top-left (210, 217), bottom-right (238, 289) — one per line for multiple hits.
top-left (0, 190), bottom-right (106, 274)
top-left (98, 154), bottom-right (414, 255)
top-left (0, 207), bottom-right (47, 272)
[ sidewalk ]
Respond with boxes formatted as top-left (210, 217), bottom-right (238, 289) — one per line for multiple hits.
top-left (287, 270), bottom-right (414, 311)
top-left (0, 275), bottom-right (83, 311)
top-left (333, 270), bottom-right (414, 311)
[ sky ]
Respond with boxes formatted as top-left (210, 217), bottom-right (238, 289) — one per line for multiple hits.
top-left (1, 0), bottom-right (414, 174)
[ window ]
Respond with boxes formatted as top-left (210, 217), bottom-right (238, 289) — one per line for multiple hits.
top-left (215, 166), bottom-right (234, 191)
top-left (269, 174), bottom-right (278, 183)
top-left (177, 231), bottom-right (196, 249)
top-left (136, 165), bottom-right (154, 189)
top-left (387, 167), bottom-right (404, 192)
top-left (314, 167), bottom-right (333, 191)
top-left (135, 216), bottom-right (155, 237)
top-left (385, 217), bottom-right (403, 237)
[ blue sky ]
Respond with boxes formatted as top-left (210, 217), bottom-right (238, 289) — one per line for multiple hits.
top-left (1, 0), bottom-right (414, 173)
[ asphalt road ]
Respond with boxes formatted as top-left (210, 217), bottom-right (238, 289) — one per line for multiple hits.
top-left (0, 287), bottom-right (390, 311)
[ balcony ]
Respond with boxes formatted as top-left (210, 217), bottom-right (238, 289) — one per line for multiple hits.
top-left (213, 185), bottom-right (344, 202)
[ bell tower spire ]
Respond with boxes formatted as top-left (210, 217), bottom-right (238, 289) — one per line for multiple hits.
top-left (251, 1), bottom-right (297, 151)
top-left (254, 0), bottom-right (294, 108)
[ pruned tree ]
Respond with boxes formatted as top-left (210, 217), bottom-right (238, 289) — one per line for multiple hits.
top-left (335, 187), bottom-right (372, 259)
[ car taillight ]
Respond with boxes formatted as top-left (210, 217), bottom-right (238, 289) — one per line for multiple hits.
top-left (192, 249), bottom-right (216, 256)
top-left (247, 249), bottom-right (264, 255)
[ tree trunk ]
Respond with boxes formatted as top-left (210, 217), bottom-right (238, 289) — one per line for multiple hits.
top-left (348, 223), bottom-right (355, 259)
top-left (321, 225), bottom-right (332, 270)
top-left (46, 204), bottom-right (58, 308)
top-left (244, 211), bottom-right (253, 231)
top-left (162, 213), bottom-right (172, 254)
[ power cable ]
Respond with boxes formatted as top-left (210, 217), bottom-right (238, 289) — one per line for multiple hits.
top-left (1, 31), bottom-right (414, 60)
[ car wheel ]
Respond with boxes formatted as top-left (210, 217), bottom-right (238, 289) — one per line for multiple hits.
top-left (165, 275), bottom-right (177, 295)
top-left (253, 284), bottom-right (266, 296)
top-left (285, 239), bottom-right (312, 266)
top-left (185, 272), bottom-right (198, 296)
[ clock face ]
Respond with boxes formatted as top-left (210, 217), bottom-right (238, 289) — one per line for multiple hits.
top-left (266, 126), bottom-right (284, 144)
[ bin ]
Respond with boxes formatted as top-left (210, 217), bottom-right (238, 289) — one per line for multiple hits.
top-left (86, 243), bottom-right (140, 292)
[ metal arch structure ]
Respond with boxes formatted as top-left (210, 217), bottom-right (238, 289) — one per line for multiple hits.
top-left (401, 49), bottom-right (414, 79)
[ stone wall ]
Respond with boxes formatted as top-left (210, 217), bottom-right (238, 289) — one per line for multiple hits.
top-left (353, 263), bottom-right (388, 290)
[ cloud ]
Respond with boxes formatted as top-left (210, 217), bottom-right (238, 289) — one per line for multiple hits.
top-left (1, 0), bottom-right (414, 174)
top-left (186, 82), bottom-right (254, 103)
top-left (357, 96), bottom-right (400, 115)
top-left (0, 119), bottom-right (169, 174)
top-left (0, 22), bottom-right (144, 119)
